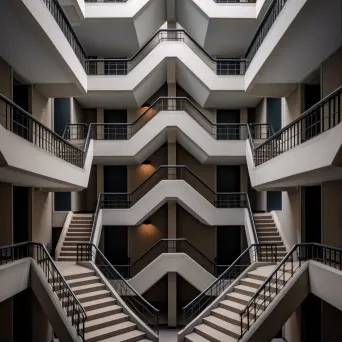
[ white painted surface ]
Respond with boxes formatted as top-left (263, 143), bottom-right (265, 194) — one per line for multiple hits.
top-left (102, 180), bottom-right (246, 226)
top-left (128, 253), bottom-right (216, 294)
top-left (55, 212), bottom-right (73, 261)
top-left (246, 122), bottom-right (342, 190)
top-left (93, 111), bottom-right (247, 165)
top-left (52, 212), bottom-right (69, 227)
top-left (0, 125), bottom-right (93, 190)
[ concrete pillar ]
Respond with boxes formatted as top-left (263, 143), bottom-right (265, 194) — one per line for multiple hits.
top-left (97, 108), bottom-right (104, 139)
top-left (97, 165), bottom-right (104, 195)
top-left (167, 272), bottom-right (177, 327)
top-left (240, 165), bottom-right (248, 193)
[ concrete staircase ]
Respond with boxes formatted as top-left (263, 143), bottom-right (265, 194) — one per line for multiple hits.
top-left (59, 264), bottom-right (153, 342)
top-left (183, 265), bottom-right (284, 342)
top-left (58, 213), bottom-right (93, 262)
top-left (254, 213), bottom-right (287, 262)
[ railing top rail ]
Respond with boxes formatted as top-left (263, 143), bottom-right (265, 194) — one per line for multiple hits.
top-left (242, 242), bottom-right (342, 312)
top-left (0, 241), bottom-right (87, 318)
top-left (255, 85), bottom-right (342, 150)
top-left (47, 0), bottom-right (87, 58)
top-left (99, 165), bottom-right (247, 199)
top-left (245, 0), bottom-right (282, 58)
top-left (182, 244), bottom-right (275, 311)
top-left (85, 29), bottom-right (247, 64)
top-left (87, 243), bottom-right (159, 313)
top-left (0, 93), bottom-right (84, 153)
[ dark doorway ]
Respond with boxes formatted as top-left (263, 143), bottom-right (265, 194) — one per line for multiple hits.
top-left (104, 166), bottom-right (127, 193)
top-left (13, 81), bottom-right (29, 139)
top-left (13, 186), bottom-right (29, 243)
top-left (104, 226), bottom-right (128, 266)
top-left (216, 226), bottom-right (241, 275)
top-left (304, 84), bottom-right (321, 140)
top-left (54, 98), bottom-right (70, 136)
top-left (104, 110), bottom-right (127, 140)
top-left (303, 185), bottom-right (321, 244)
top-left (267, 98), bottom-right (282, 133)
top-left (217, 166), bottom-right (240, 208)
top-left (217, 110), bottom-right (240, 140)
top-left (301, 294), bottom-right (322, 342)
top-left (267, 192), bottom-right (282, 211)
top-left (13, 289), bottom-right (32, 342)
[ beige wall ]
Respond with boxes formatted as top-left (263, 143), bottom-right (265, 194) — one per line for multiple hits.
top-left (176, 143), bottom-right (216, 191)
top-left (127, 144), bottom-right (168, 192)
top-left (255, 98), bottom-right (267, 124)
top-left (0, 57), bottom-right (12, 98)
top-left (30, 190), bottom-right (52, 247)
top-left (322, 180), bottom-right (342, 248)
top-left (0, 183), bottom-right (13, 246)
top-left (31, 86), bottom-right (52, 127)
top-left (70, 98), bottom-right (84, 124)
top-left (321, 46), bottom-right (342, 97)
top-left (282, 85), bottom-right (304, 127)
top-left (71, 191), bottom-right (85, 213)
top-left (177, 205), bottom-right (216, 261)
top-left (128, 204), bottom-right (168, 263)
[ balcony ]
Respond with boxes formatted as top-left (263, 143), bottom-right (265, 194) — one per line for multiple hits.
top-left (64, 97), bottom-right (272, 164)
top-left (0, 93), bottom-right (92, 190)
top-left (247, 86), bottom-right (342, 190)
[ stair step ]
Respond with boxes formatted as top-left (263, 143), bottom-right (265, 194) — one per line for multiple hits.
top-left (61, 246), bottom-right (78, 251)
top-left (86, 304), bottom-right (122, 321)
top-left (257, 231), bottom-right (280, 236)
top-left (63, 241), bottom-right (83, 246)
top-left (257, 236), bottom-right (282, 241)
top-left (240, 277), bottom-right (264, 289)
top-left (85, 313), bottom-right (129, 333)
top-left (68, 228), bottom-right (92, 233)
top-left (60, 251), bottom-right (78, 257)
top-left (85, 321), bottom-right (137, 342)
top-left (78, 289), bottom-right (111, 303)
top-left (219, 299), bottom-right (245, 314)
top-left (89, 330), bottom-right (146, 342)
top-left (63, 269), bottom-right (95, 281)
top-left (58, 256), bottom-right (77, 262)
top-left (256, 223), bottom-right (276, 227)
top-left (71, 282), bottom-right (106, 295)
top-left (66, 232), bottom-right (91, 237)
top-left (194, 324), bottom-right (236, 342)
top-left (82, 297), bottom-right (117, 311)
top-left (203, 315), bottom-right (240, 339)
top-left (226, 292), bottom-right (252, 305)
top-left (185, 332), bottom-right (212, 342)
top-left (211, 307), bottom-right (243, 326)
top-left (64, 237), bottom-right (90, 242)
top-left (233, 285), bottom-right (257, 297)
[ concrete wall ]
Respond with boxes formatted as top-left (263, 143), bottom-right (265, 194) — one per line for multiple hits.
top-left (255, 98), bottom-right (267, 124)
top-left (321, 46), bottom-right (342, 97)
top-left (322, 180), bottom-right (342, 248)
top-left (177, 205), bottom-right (216, 261)
top-left (128, 204), bottom-right (168, 264)
top-left (0, 57), bottom-right (12, 98)
top-left (70, 98), bottom-right (84, 124)
top-left (0, 182), bottom-right (13, 245)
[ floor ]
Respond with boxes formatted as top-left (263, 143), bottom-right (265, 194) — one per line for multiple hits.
top-left (159, 328), bottom-right (179, 342)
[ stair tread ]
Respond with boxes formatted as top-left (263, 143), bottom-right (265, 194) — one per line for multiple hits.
top-left (96, 330), bottom-right (146, 342)
top-left (83, 297), bottom-right (117, 309)
top-left (68, 276), bottom-right (100, 284)
top-left (85, 321), bottom-right (136, 339)
top-left (85, 313), bottom-right (128, 328)
top-left (78, 289), bottom-right (110, 300)
top-left (185, 332), bottom-right (212, 342)
top-left (203, 315), bottom-right (240, 334)
top-left (195, 324), bottom-right (236, 342)
top-left (241, 277), bottom-right (264, 285)
top-left (220, 299), bottom-right (245, 311)
top-left (226, 292), bottom-right (252, 303)
top-left (87, 305), bottom-right (122, 318)
top-left (211, 307), bottom-right (240, 321)
top-left (71, 282), bottom-right (105, 292)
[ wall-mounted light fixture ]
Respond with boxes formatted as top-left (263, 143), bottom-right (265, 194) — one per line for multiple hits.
top-left (143, 219), bottom-right (151, 225)
top-left (142, 160), bottom-right (151, 165)
top-left (142, 103), bottom-right (150, 108)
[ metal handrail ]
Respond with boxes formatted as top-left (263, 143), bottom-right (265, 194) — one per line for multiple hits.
top-left (253, 85), bottom-right (342, 165)
top-left (182, 244), bottom-right (278, 322)
top-left (115, 238), bottom-right (218, 277)
top-left (0, 93), bottom-right (85, 168)
top-left (85, 29), bottom-right (247, 75)
top-left (245, 0), bottom-right (288, 67)
top-left (89, 193), bottom-right (102, 244)
top-left (77, 243), bottom-right (159, 332)
top-left (42, 0), bottom-right (87, 68)
top-left (63, 97), bottom-right (273, 142)
top-left (0, 242), bottom-right (87, 340)
top-left (239, 243), bottom-right (342, 338)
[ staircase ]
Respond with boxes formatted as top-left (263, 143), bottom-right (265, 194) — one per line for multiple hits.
top-left (58, 213), bottom-right (93, 262)
top-left (59, 264), bottom-right (153, 342)
top-left (254, 213), bottom-right (286, 262)
top-left (183, 265), bottom-right (285, 342)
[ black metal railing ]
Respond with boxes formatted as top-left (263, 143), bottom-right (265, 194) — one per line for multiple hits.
top-left (0, 93), bottom-right (84, 168)
top-left (0, 242), bottom-right (86, 340)
top-left (85, 30), bottom-right (246, 76)
top-left (253, 86), bottom-right (342, 166)
top-left (98, 165), bottom-right (249, 209)
top-left (89, 165), bottom-right (259, 249)
top-left (182, 244), bottom-right (278, 323)
top-left (42, 0), bottom-right (86, 69)
top-left (85, 0), bottom-right (127, 2)
top-left (113, 238), bottom-right (223, 278)
top-left (63, 97), bottom-right (273, 142)
top-left (77, 243), bottom-right (159, 333)
top-left (245, 0), bottom-right (288, 68)
top-left (240, 243), bottom-right (342, 339)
